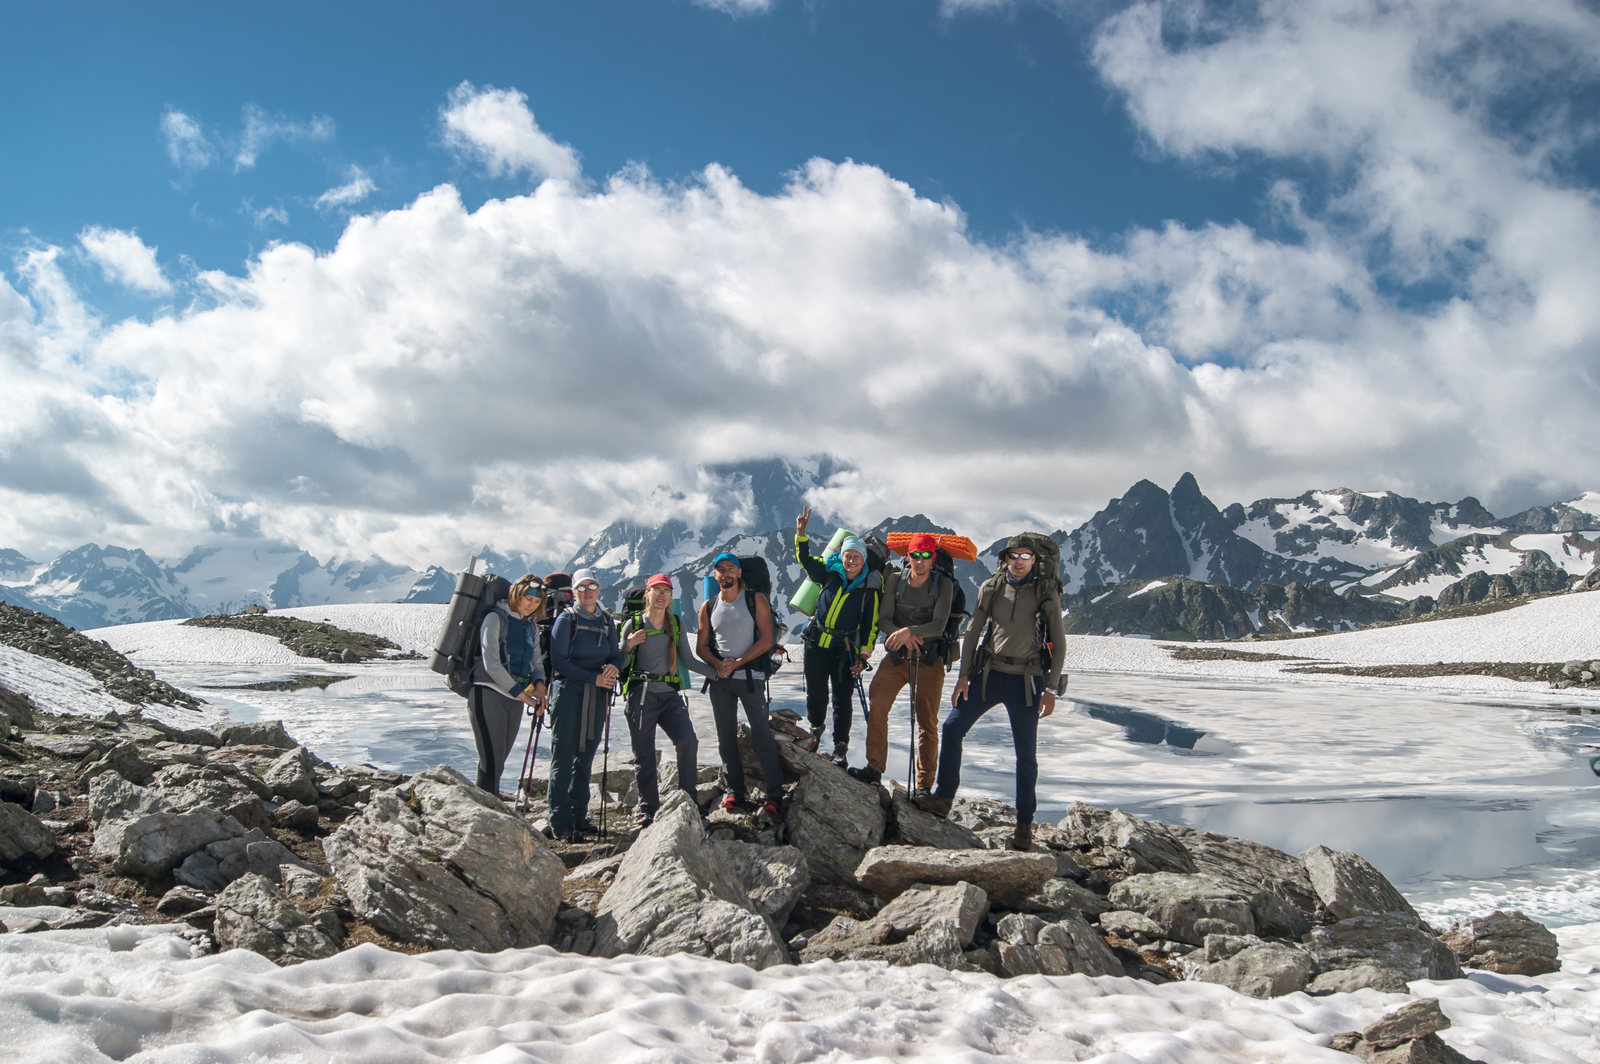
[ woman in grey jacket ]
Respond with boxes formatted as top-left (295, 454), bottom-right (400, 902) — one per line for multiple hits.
top-left (470, 574), bottom-right (549, 796)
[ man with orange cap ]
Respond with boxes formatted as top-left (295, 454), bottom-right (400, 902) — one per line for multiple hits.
top-left (852, 532), bottom-right (953, 788)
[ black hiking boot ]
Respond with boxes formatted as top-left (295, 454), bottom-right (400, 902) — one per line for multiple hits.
top-left (911, 789), bottom-right (952, 817)
top-left (1010, 821), bottom-right (1033, 851)
top-left (830, 741), bottom-right (849, 767)
top-left (847, 766), bottom-right (881, 785)
top-left (759, 799), bottom-right (783, 822)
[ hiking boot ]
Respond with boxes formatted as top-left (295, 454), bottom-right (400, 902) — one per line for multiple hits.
top-left (911, 789), bottom-right (952, 817)
top-left (580, 819), bottom-right (600, 834)
top-left (636, 810), bottom-right (655, 829)
top-left (831, 741), bottom-right (849, 766)
top-left (807, 725), bottom-right (823, 750)
top-left (720, 793), bottom-right (745, 812)
top-left (1011, 821), bottom-right (1033, 851)
top-left (759, 799), bottom-right (782, 821)
top-left (847, 765), bottom-right (881, 785)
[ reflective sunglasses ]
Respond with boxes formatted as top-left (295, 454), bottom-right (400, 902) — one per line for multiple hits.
top-left (907, 550), bottom-right (934, 560)
top-left (576, 582), bottom-right (600, 592)
top-left (1006, 550), bottom-right (1035, 561)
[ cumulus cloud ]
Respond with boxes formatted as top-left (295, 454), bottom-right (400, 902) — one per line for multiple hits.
top-left (160, 109), bottom-right (214, 170)
top-left (314, 166), bottom-right (377, 210)
top-left (234, 104), bottom-right (334, 170)
top-left (440, 82), bottom-right (582, 183)
top-left (4, 5), bottom-right (1599, 566)
top-left (77, 228), bottom-right (172, 296)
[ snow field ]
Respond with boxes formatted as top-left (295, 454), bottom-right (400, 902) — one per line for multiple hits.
top-left (1, 924), bottom-right (1598, 1064)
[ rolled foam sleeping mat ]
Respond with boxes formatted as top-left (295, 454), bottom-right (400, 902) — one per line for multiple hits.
top-left (885, 532), bottom-right (979, 561)
top-left (790, 527), bottom-right (853, 616)
top-left (429, 567), bottom-right (487, 674)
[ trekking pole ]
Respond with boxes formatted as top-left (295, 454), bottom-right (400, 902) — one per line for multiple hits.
top-left (516, 708), bottom-right (544, 813)
top-left (600, 687), bottom-right (613, 841)
top-left (907, 653), bottom-right (918, 790)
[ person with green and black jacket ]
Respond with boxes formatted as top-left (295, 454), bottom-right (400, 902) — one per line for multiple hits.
top-left (914, 535), bottom-right (1065, 851)
top-left (619, 574), bottom-right (715, 827)
top-left (794, 506), bottom-right (883, 765)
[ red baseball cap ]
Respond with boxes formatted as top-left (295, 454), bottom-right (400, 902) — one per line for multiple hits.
top-left (646, 573), bottom-right (673, 590)
top-left (908, 533), bottom-right (938, 555)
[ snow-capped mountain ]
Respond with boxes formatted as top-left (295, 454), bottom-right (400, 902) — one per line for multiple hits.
top-left (0, 549), bottom-right (38, 583)
top-left (1, 544), bottom-right (196, 630)
top-left (1361, 531), bottom-right (1600, 601)
top-left (402, 548), bottom-right (552, 604)
top-left (1502, 492), bottom-right (1600, 532)
top-left (1232, 488), bottom-right (1503, 572)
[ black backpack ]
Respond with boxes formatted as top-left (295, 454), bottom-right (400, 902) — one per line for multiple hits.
top-left (441, 574), bottom-right (511, 697)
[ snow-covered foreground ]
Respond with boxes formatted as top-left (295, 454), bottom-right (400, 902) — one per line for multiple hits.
top-left (3, 922), bottom-right (1598, 1064)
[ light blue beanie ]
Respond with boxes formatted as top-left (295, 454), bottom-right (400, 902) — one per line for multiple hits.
top-left (839, 535), bottom-right (867, 559)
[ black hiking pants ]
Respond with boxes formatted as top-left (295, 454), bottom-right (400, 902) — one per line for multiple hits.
top-left (626, 687), bottom-right (699, 815)
top-left (803, 640), bottom-right (856, 745)
top-left (468, 684), bottom-right (524, 796)
top-left (707, 675), bottom-right (784, 800)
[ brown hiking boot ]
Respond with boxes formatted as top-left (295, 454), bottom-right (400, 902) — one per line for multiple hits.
top-left (911, 789), bottom-right (952, 817)
top-left (1010, 821), bottom-right (1033, 851)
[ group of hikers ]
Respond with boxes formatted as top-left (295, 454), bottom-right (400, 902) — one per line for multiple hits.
top-left (459, 510), bottom-right (1064, 851)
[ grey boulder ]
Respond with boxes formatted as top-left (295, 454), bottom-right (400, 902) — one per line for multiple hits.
top-left (93, 806), bottom-right (247, 878)
top-left (1301, 844), bottom-right (1419, 923)
top-left (1309, 913), bottom-right (1463, 984)
top-left (711, 839), bottom-right (809, 927)
top-left (214, 873), bottom-right (340, 964)
top-left (887, 787), bottom-right (985, 850)
top-left (218, 720), bottom-right (297, 749)
top-left (1107, 873), bottom-right (1255, 945)
top-left (994, 912), bottom-right (1123, 978)
top-left (325, 765), bottom-right (565, 952)
top-left (1011, 878), bottom-right (1112, 918)
top-left (593, 791), bottom-right (787, 969)
top-left (263, 746), bottom-right (319, 804)
top-left (78, 741), bottom-right (155, 785)
top-left (1439, 910), bottom-right (1559, 976)
top-left (800, 915), bottom-right (971, 969)
top-left (1167, 824), bottom-right (1319, 923)
top-left (1057, 804), bottom-right (1197, 879)
top-left (0, 801), bottom-right (56, 865)
top-left (150, 764), bottom-right (271, 831)
top-left (855, 846), bottom-right (1057, 905)
top-left (766, 737), bottom-right (886, 886)
top-left (1194, 936), bottom-right (1316, 998)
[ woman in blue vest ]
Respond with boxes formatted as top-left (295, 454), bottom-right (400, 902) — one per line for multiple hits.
top-left (469, 574), bottom-right (548, 796)
top-left (620, 573), bottom-right (716, 826)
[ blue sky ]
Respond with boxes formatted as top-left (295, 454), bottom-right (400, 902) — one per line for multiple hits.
top-left (3, 0), bottom-right (1599, 567)
top-left (4, 2), bottom-right (1267, 284)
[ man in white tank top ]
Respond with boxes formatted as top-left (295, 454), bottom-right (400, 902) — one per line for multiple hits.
top-left (696, 552), bottom-right (786, 820)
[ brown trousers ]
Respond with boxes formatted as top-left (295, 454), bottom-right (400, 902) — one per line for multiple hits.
top-left (866, 655), bottom-right (944, 790)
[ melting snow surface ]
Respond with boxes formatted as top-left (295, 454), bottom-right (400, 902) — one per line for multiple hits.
top-left (1127, 580), bottom-right (1168, 598)
top-left (1, 924), bottom-right (1598, 1064)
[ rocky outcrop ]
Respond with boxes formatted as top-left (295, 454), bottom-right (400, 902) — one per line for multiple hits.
top-left (213, 874), bottom-right (341, 963)
top-left (262, 746), bottom-right (318, 804)
top-left (855, 846), bottom-right (1057, 905)
top-left (799, 914), bottom-right (971, 969)
top-left (1330, 999), bottom-right (1474, 1063)
top-left (993, 912), bottom-right (1122, 978)
top-left (764, 739), bottom-right (886, 886)
top-left (325, 765), bottom-right (564, 952)
top-left (148, 764), bottom-right (270, 831)
top-left (1439, 910), bottom-right (1559, 976)
top-left (1057, 804), bottom-right (1197, 882)
top-left (593, 791), bottom-right (787, 969)
top-left (1167, 825), bottom-right (1319, 920)
top-left (888, 789), bottom-right (985, 850)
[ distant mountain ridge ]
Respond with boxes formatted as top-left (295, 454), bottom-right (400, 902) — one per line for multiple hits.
top-left (3, 459), bottom-right (1596, 632)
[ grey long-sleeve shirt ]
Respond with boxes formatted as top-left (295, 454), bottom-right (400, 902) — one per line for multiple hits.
top-left (958, 576), bottom-right (1065, 689)
top-left (878, 568), bottom-right (954, 640)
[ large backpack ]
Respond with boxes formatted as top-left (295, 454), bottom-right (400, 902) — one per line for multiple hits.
top-left (976, 533), bottom-right (1066, 696)
top-left (429, 567), bottom-right (511, 698)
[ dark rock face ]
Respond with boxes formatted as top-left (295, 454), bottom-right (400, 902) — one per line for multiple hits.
top-left (1301, 844), bottom-right (1421, 923)
top-left (214, 874), bottom-right (341, 963)
top-left (1439, 910), bottom-right (1560, 976)
top-left (1309, 913), bottom-right (1464, 983)
top-left (0, 603), bottom-right (199, 707)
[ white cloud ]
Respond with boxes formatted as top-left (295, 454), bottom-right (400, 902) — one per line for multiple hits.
top-left (160, 110), bottom-right (214, 170)
top-left (4, 14), bottom-right (1599, 565)
top-left (692, 0), bottom-right (774, 16)
top-left (440, 82), bottom-right (582, 183)
top-left (315, 166), bottom-right (377, 211)
top-left (250, 202), bottom-right (289, 226)
top-left (77, 228), bottom-right (172, 296)
top-left (234, 104), bottom-right (335, 170)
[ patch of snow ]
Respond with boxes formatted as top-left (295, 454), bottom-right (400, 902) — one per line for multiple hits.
top-left (1128, 580), bottom-right (1168, 598)
top-left (0, 643), bottom-right (127, 717)
top-left (1091, 589), bottom-right (1115, 604)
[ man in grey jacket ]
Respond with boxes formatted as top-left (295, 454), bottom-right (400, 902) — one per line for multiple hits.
top-left (914, 537), bottom-right (1064, 850)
